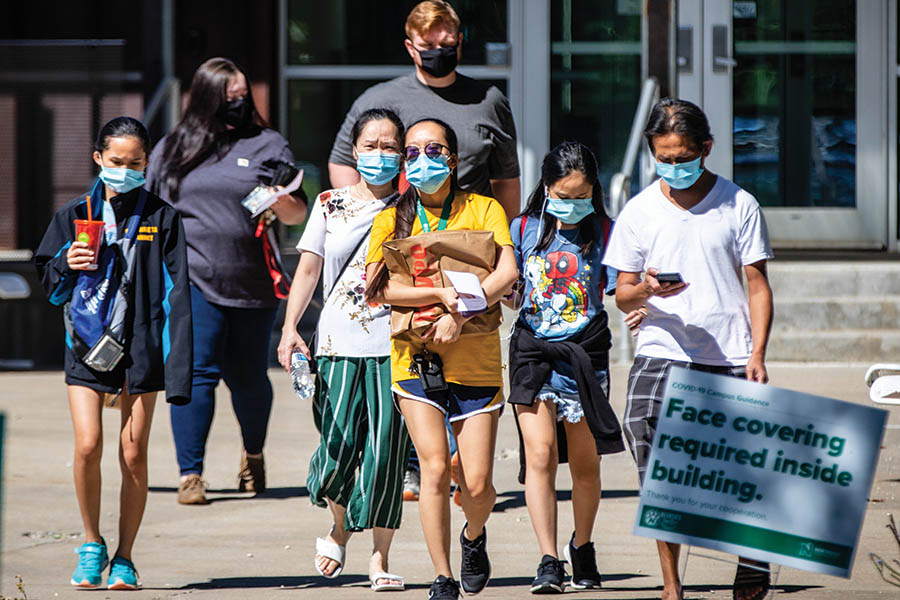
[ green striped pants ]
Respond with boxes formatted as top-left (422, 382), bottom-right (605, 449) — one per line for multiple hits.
top-left (307, 355), bottom-right (410, 531)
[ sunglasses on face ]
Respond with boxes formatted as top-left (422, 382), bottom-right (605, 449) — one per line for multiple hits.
top-left (404, 142), bottom-right (450, 161)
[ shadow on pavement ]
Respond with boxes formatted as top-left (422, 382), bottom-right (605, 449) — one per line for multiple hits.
top-left (182, 574), bottom-right (367, 589)
top-left (149, 485), bottom-right (309, 502)
top-left (601, 583), bottom-right (823, 598)
top-left (594, 572), bottom-right (649, 582)
top-left (474, 576), bottom-right (535, 587)
top-left (179, 572), bottom-right (652, 591)
top-left (492, 488), bottom-right (639, 512)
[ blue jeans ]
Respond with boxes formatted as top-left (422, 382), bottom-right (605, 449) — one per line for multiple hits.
top-left (171, 285), bottom-right (277, 476)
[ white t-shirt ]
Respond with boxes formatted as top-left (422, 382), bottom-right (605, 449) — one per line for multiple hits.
top-left (602, 176), bottom-right (773, 366)
top-left (296, 186), bottom-right (393, 357)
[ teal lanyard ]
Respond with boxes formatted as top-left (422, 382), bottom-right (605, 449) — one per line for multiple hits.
top-left (416, 190), bottom-right (454, 232)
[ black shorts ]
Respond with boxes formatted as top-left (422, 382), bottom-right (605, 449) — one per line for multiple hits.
top-left (393, 379), bottom-right (503, 423)
top-left (64, 345), bottom-right (126, 394)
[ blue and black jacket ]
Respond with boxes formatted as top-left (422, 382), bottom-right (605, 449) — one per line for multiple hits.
top-left (34, 186), bottom-right (192, 404)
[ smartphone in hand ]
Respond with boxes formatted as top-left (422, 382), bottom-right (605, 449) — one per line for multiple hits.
top-left (656, 272), bottom-right (684, 284)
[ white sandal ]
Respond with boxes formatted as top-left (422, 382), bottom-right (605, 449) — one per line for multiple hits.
top-left (865, 364), bottom-right (900, 387)
top-left (370, 571), bottom-right (405, 592)
top-left (870, 375), bottom-right (900, 404)
top-left (314, 537), bottom-right (346, 579)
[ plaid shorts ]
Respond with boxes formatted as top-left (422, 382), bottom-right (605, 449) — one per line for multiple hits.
top-left (624, 356), bottom-right (746, 484)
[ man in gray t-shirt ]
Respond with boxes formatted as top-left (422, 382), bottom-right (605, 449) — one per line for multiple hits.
top-left (328, 0), bottom-right (520, 221)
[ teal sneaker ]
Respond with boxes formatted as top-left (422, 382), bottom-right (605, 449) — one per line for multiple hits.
top-left (108, 556), bottom-right (141, 590)
top-left (71, 539), bottom-right (109, 588)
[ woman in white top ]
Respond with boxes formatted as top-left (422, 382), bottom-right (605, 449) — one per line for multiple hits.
top-left (278, 109), bottom-right (409, 592)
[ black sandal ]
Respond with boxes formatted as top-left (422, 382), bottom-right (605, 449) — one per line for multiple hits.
top-left (733, 561), bottom-right (770, 600)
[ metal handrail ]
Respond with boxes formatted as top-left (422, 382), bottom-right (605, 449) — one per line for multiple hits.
top-left (142, 76), bottom-right (180, 130)
top-left (142, 0), bottom-right (179, 132)
top-left (608, 77), bottom-right (659, 217)
top-left (608, 77), bottom-right (659, 365)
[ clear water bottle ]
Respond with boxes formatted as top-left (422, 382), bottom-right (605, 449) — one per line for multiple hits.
top-left (290, 350), bottom-right (315, 400)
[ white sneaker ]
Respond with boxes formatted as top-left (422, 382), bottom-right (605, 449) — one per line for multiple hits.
top-left (402, 468), bottom-right (420, 501)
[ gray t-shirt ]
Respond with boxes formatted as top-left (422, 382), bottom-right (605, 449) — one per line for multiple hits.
top-left (329, 72), bottom-right (519, 196)
top-left (146, 127), bottom-right (295, 309)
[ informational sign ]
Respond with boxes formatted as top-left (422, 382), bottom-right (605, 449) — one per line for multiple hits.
top-left (634, 367), bottom-right (887, 578)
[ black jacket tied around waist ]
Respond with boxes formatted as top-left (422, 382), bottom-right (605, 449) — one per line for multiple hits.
top-left (509, 313), bottom-right (625, 455)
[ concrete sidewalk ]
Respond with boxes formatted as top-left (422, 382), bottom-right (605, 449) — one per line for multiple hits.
top-left (1, 364), bottom-right (899, 599)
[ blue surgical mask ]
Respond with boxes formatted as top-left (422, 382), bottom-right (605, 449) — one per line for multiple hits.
top-left (405, 154), bottom-right (451, 194)
top-left (356, 152), bottom-right (401, 186)
top-left (655, 156), bottom-right (704, 190)
top-left (545, 191), bottom-right (595, 224)
top-left (99, 166), bottom-right (146, 194)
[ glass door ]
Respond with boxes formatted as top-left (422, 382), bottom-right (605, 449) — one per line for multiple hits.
top-left (549, 0), bottom-right (643, 200)
top-left (677, 0), bottom-right (889, 248)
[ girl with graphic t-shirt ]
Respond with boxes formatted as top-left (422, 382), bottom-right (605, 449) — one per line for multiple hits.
top-left (365, 118), bottom-right (518, 600)
top-left (277, 109), bottom-right (408, 592)
top-left (508, 142), bottom-right (641, 594)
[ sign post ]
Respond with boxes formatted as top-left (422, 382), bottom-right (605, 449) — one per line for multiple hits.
top-left (634, 367), bottom-right (887, 578)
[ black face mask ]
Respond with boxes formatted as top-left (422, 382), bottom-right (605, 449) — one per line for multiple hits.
top-left (418, 45), bottom-right (458, 78)
top-left (219, 97), bottom-right (252, 129)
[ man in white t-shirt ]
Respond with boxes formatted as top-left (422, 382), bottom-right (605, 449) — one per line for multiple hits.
top-left (603, 98), bottom-right (774, 600)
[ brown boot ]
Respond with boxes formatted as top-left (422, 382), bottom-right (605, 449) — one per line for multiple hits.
top-left (177, 474), bottom-right (208, 505)
top-left (238, 451), bottom-right (266, 494)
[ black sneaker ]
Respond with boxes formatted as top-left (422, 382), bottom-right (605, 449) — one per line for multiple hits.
top-left (459, 523), bottom-right (491, 594)
top-left (428, 575), bottom-right (460, 599)
top-left (530, 554), bottom-right (565, 594)
top-left (563, 533), bottom-right (602, 589)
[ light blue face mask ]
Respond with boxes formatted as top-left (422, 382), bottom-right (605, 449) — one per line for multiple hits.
top-left (405, 154), bottom-right (451, 194)
top-left (545, 191), bottom-right (595, 224)
top-left (99, 166), bottom-right (146, 194)
top-left (655, 156), bottom-right (704, 190)
top-left (356, 152), bottom-right (401, 185)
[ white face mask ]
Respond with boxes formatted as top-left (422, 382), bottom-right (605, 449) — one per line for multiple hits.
top-left (655, 156), bottom-right (704, 189)
top-left (544, 187), bottom-right (595, 224)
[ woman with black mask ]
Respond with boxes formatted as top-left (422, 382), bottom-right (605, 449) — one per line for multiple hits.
top-left (146, 57), bottom-right (307, 505)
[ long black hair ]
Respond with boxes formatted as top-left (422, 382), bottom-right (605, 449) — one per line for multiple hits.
top-left (156, 57), bottom-right (266, 202)
top-left (643, 97), bottom-right (713, 154)
top-left (364, 117), bottom-right (459, 303)
top-left (518, 141), bottom-right (607, 256)
top-left (94, 116), bottom-right (152, 156)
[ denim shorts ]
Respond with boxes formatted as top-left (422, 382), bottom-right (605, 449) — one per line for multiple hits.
top-left (536, 371), bottom-right (609, 424)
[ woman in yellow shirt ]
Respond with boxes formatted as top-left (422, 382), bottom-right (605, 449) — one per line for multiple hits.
top-left (365, 118), bottom-right (517, 600)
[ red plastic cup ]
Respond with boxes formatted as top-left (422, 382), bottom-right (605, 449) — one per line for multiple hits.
top-left (73, 219), bottom-right (104, 270)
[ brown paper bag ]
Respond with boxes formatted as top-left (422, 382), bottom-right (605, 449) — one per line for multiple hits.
top-left (381, 230), bottom-right (502, 341)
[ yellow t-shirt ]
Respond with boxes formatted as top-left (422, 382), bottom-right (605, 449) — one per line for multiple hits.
top-left (367, 191), bottom-right (513, 386)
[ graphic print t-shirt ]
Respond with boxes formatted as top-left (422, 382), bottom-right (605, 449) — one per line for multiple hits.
top-left (510, 215), bottom-right (617, 395)
top-left (510, 215), bottom-right (616, 340)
